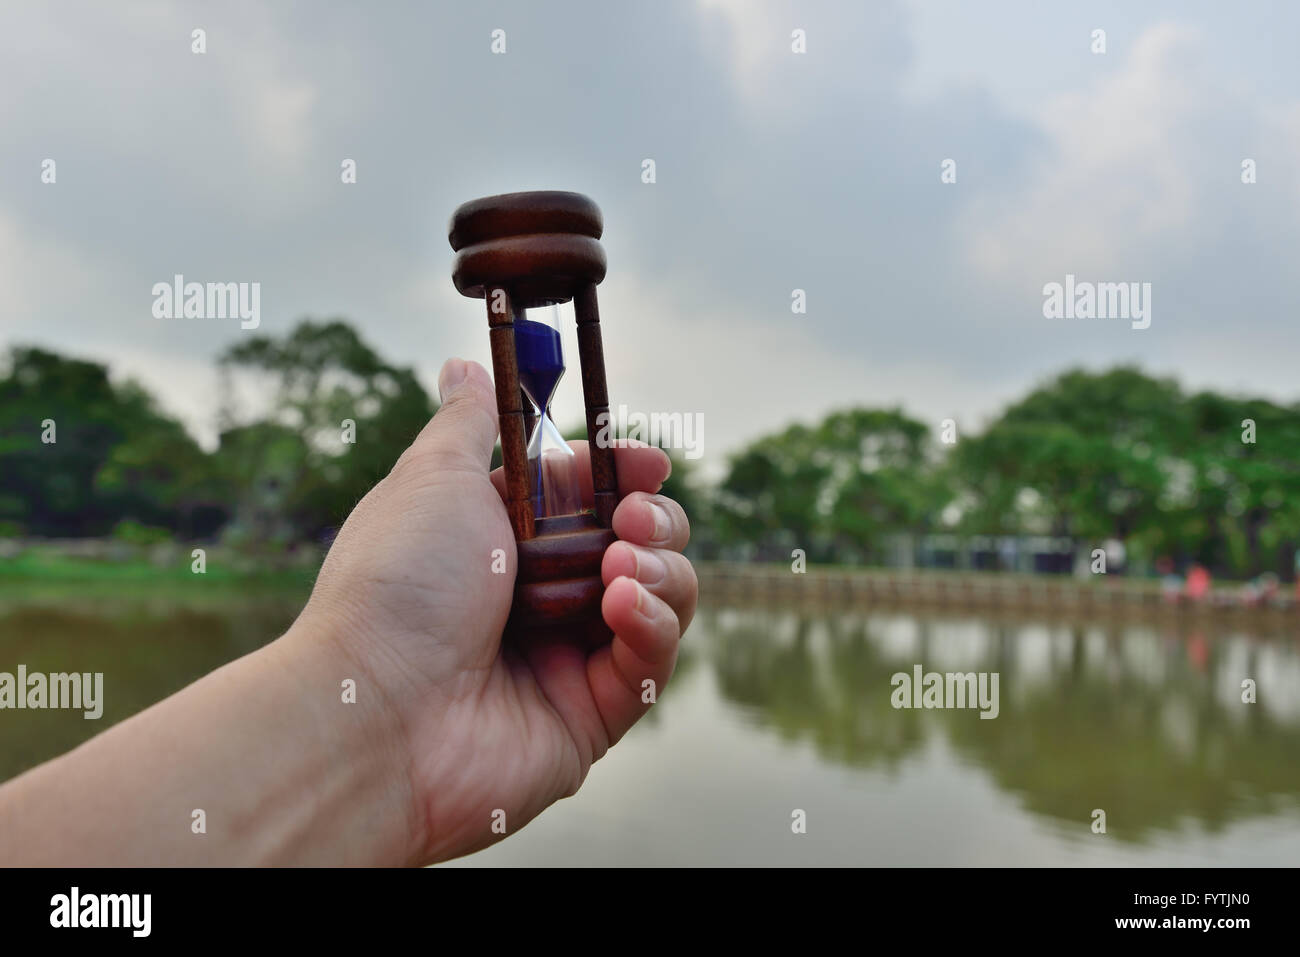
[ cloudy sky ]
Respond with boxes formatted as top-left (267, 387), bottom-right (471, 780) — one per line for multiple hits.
top-left (3, 0), bottom-right (1299, 470)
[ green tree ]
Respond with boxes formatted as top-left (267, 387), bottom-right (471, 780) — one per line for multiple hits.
top-left (953, 367), bottom-right (1300, 578)
top-left (94, 382), bottom-right (225, 538)
top-left (954, 368), bottom-right (1183, 549)
top-left (0, 347), bottom-right (212, 537)
top-left (217, 319), bottom-right (435, 542)
top-left (713, 408), bottom-right (937, 562)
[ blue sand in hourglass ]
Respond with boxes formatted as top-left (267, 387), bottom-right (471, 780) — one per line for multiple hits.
top-left (514, 317), bottom-right (566, 515)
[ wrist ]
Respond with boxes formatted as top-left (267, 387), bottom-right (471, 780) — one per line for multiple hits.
top-left (268, 609), bottom-right (428, 865)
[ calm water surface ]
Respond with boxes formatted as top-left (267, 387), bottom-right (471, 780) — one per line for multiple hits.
top-left (3, 589), bottom-right (1297, 865)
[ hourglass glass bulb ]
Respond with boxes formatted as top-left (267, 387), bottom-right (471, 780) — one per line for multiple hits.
top-left (513, 304), bottom-right (581, 518)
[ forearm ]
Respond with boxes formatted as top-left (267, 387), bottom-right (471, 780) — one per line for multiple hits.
top-left (0, 617), bottom-right (420, 866)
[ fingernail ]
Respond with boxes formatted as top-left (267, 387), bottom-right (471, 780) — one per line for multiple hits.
top-left (634, 546), bottom-right (667, 584)
top-left (648, 502), bottom-right (671, 544)
top-left (438, 359), bottom-right (467, 402)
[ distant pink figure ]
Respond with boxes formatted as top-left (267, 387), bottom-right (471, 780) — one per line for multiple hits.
top-left (1184, 564), bottom-right (1211, 602)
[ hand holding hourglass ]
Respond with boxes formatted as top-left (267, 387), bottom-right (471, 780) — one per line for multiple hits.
top-left (0, 192), bottom-right (697, 866)
top-left (0, 352), bottom-right (697, 866)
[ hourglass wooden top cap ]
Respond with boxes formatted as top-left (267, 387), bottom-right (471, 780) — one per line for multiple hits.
top-left (449, 191), bottom-right (607, 307)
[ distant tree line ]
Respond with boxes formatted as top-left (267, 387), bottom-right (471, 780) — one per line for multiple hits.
top-left (0, 320), bottom-right (434, 547)
top-left (705, 367), bottom-right (1300, 579)
top-left (2, 322), bottom-right (1297, 579)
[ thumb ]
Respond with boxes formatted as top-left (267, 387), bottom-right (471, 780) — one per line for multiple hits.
top-left (411, 358), bottom-right (500, 473)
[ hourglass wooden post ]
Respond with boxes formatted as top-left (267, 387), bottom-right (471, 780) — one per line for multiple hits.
top-left (449, 190), bottom-right (620, 642)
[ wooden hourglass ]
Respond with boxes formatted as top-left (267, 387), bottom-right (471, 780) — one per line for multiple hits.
top-left (449, 190), bottom-right (619, 643)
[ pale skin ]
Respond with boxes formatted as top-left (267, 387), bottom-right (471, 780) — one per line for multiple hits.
top-left (0, 358), bottom-right (697, 865)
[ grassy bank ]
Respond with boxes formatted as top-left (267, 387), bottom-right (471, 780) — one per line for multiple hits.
top-left (0, 548), bottom-right (316, 602)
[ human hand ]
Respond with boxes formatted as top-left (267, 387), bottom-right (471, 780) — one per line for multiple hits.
top-left (289, 358), bottom-right (696, 864)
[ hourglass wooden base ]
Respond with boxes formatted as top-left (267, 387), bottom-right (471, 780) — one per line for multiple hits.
top-left (509, 514), bottom-right (616, 644)
top-left (449, 190), bottom-right (620, 645)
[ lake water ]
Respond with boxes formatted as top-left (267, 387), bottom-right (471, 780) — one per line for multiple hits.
top-left (3, 587), bottom-right (1298, 865)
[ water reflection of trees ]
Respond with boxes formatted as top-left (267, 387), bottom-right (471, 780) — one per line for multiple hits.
top-left (708, 611), bottom-right (927, 771)
top-left (704, 607), bottom-right (1300, 842)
